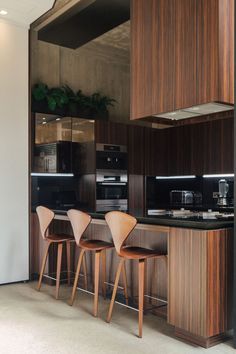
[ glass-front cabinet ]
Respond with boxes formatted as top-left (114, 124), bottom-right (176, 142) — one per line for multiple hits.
top-left (32, 113), bottom-right (95, 174)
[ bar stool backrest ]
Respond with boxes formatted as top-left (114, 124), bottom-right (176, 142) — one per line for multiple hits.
top-left (67, 209), bottom-right (92, 245)
top-left (36, 206), bottom-right (54, 239)
top-left (105, 211), bottom-right (137, 255)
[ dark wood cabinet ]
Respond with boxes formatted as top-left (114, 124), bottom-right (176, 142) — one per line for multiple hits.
top-left (95, 120), bottom-right (128, 146)
top-left (131, 0), bottom-right (234, 120)
top-left (144, 127), bottom-right (169, 176)
top-left (128, 125), bottom-right (145, 175)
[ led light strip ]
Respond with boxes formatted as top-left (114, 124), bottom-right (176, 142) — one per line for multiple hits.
top-left (31, 173), bottom-right (74, 177)
top-left (155, 175), bottom-right (196, 180)
top-left (203, 174), bottom-right (234, 178)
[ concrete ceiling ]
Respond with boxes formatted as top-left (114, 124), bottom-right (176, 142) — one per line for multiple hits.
top-left (93, 20), bottom-right (130, 53)
top-left (0, 0), bottom-right (55, 27)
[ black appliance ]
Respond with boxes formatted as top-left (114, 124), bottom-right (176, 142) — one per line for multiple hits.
top-left (96, 171), bottom-right (128, 212)
top-left (96, 143), bottom-right (127, 171)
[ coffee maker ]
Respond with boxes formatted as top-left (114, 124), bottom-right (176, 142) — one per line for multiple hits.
top-left (217, 179), bottom-right (229, 206)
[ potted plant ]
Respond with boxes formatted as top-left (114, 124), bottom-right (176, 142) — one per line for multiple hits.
top-left (32, 83), bottom-right (69, 115)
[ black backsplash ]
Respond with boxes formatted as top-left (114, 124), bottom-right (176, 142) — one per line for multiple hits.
top-left (32, 176), bottom-right (85, 211)
top-left (146, 176), bottom-right (234, 211)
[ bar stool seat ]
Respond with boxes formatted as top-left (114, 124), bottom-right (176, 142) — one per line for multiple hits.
top-left (120, 246), bottom-right (164, 259)
top-left (47, 234), bottom-right (74, 242)
top-left (105, 211), bottom-right (167, 338)
top-left (79, 239), bottom-right (113, 251)
top-left (36, 206), bottom-right (75, 300)
top-left (67, 209), bottom-right (118, 317)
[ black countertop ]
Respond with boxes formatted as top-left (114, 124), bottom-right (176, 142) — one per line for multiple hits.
top-left (52, 209), bottom-right (234, 230)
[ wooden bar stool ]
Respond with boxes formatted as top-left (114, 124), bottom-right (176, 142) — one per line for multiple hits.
top-left (105, 211), bottom-right (167, 338)
top-left (36, 206), bottom-right (74, 299)
top-left (67, 209), bottom-right (114, 317)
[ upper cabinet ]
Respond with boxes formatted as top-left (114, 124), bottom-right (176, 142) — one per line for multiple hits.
top-left (131, 0), bottom-right (234, 120)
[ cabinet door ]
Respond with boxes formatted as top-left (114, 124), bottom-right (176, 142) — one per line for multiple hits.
top-left (131, 0), bottom-right (176, 119)
top-left (145, 127), bottom-right (168, 176)
top-left (95, 120), bottom-right (128, 146)
top-left (168, 126), bottom-right (192, 176)
top-left (128, 125), bottom-right (145, 175)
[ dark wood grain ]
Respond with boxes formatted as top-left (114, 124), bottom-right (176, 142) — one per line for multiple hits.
top-left (131, 0), bottom-right (234, 120)
top-left (144, 127), bottom-right (169, 176)
top-left (219, 0), bottom-right (234, 104)
top-left (131, 0), bottom-right (175, 119)
top-left (174, 0), bottom-right (197, 110)
top-left (128, 125), bottom-right (145, 175)
top-left (128, 174), bottom-right (144, 216)
top-left (196, 0), bottom-right (219, 104)
top-left (95, 120), bottom-right (128, 146)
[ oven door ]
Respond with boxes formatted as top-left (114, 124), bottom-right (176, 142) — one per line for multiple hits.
top-left (96, 182), bottom-right (128, 200)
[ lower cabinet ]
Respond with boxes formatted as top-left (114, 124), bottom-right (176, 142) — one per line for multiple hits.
top-left (168, 227), bottom-right (233, 348)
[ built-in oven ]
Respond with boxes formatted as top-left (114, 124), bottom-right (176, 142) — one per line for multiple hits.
top-left (96, 171), bottom-right (128, 212)
top-left (96, 143), bottom-right (127, 170)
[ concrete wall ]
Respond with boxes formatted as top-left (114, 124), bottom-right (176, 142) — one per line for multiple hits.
top-left (0, 20), bottom-right (29, 283)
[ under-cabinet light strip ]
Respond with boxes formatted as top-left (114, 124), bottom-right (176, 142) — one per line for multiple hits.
top-left (31, 173), bottom-right (74, 177)
top-left (203, 174), bottom-right (234, 178)
top-left (155, 175), bottom-right (196, 180)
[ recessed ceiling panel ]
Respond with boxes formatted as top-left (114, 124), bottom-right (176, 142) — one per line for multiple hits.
top-left (38, 0), bottom-right (130, 49)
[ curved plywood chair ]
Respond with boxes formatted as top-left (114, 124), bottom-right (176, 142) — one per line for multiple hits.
top-left (67, 209), bottom-right (114, 317)
top-left (36, 206), bottom-right (74, 299)
top-left (105, 211), bottom-right (167, 338)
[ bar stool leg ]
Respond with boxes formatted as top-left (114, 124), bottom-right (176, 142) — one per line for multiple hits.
top-left (82, 252), bottom-right (88, 291)
top-left (138, 259), bottom-right (145, 338)
top-left (101, 250), bottom-right (106, 299)
top-left (55, 243), bottom-right (63, 300)
top-left (66, 241), bottom-right (71, 286)
top-left (37, 241), bottom-right (51, 291)
top-left (107, 258), bottom-right (124, 323)
top-left (94, 251), bottom-right (101, 317)
top-left (70, 249), bottom-right (85, 306)
top-left (122, 261), bottom-right (129, 305)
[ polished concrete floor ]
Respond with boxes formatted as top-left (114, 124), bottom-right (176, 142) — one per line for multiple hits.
top-left (0, 282), bottom-right (234, 354)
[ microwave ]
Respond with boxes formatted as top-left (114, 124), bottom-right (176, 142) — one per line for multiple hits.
top-left (170, 190), bottom-right (202, 206)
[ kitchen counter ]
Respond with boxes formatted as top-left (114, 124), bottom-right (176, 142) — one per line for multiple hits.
top-left (52, 209), bottom-right (234, 230)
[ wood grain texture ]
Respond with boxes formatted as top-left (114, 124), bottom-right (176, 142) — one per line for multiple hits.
top-left (131, 0), bottom-right (175, 119)
top-left (128, 174), bottom-right (144, 217)
top-left (131, 0), bottom-right (234, 120)
top-left (196, 0), bottom-right (219, 104)
top-left (95, 120), bottom-right (128, 146)
top-left (168, 227), bottom-right (233, 339)
top-left (219, 0), bottom-right (234, 104)
top-left (34, 216), bottom-right (168, 301)
top-left (174, 0), bottom-right (197, 109)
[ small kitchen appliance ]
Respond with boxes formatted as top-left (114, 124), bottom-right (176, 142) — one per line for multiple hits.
top-left (217, 179), bottom-right (229, 206)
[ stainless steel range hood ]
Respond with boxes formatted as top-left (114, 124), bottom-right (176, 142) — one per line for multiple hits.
top-left (153, 102), bottom-right (233, 121)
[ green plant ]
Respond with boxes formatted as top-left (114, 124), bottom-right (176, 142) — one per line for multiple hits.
top-left (32, 83), bottom-right (49, 101)
top-left (32, 83), bottom-right (116, 115)
top-left (85, 92), bottom-right (116, 113)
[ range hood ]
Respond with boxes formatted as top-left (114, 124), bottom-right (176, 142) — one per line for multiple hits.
top-left (153, 102), bottom-right (233, 121)
top-left (37, 0), bottom-right (130, 49)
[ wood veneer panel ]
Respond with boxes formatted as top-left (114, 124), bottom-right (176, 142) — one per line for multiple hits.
top-left (128, 174), bottom-right (144, 217)
top-left (196, 0), bottom-right (219, 104)
top-left (95, 120), bottom-right (128, 146)
top-left (174, 0), bottom-right (197, 110)
top-left (219, 0), bottom-right (234, 104)
top-left (131, 0), bottom-right (175, 119)
top-left (168, 227), bottom-right (233, 338)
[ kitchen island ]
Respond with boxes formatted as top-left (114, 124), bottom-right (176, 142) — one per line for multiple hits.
top-left (30, 211), bottom-right (233, 348)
